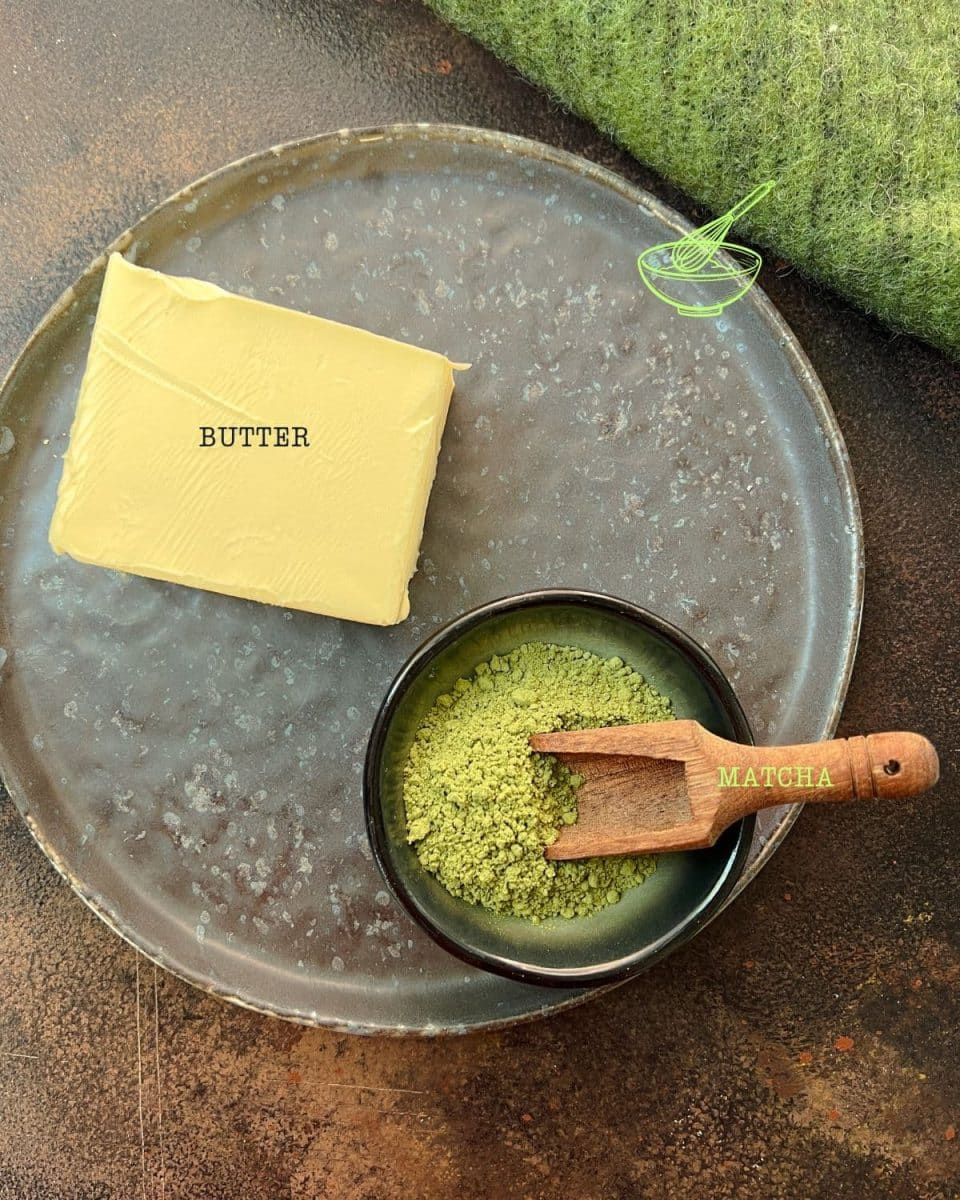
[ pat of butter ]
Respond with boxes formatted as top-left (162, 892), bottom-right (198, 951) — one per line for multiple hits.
top-left (49, 253), bottom-right (464, 625)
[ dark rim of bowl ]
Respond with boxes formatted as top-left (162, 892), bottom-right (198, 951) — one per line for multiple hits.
top-left (363, 589), bottom-right (756, 988)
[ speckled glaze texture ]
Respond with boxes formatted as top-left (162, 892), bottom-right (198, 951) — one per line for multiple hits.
top-left (0, 126), bottom-right (860, 1032)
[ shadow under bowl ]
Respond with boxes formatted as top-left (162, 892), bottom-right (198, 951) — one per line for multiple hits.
top-left (364, 590), bottom-right (756, 987)
top-left (638, 241), bottom-right (762, 317)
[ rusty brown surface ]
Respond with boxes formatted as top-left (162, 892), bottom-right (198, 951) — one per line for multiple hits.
top-left (0, 1), bottom-right (957, 1197)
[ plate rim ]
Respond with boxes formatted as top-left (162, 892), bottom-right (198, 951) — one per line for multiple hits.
top-left (0, 122), bottom-right (864, 1034)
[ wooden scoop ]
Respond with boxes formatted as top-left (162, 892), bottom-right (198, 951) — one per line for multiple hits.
top-left (529, 721), bottom-right (939, 859)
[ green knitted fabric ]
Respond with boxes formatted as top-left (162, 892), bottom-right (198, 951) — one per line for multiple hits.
top-left (427, 0), bottom-right (960, 356)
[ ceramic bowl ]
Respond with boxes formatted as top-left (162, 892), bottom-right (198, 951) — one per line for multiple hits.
top-left (364, 590), bottom-right (755, 987)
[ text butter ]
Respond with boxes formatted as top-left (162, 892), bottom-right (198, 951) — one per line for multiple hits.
top-left (49, 254), bottom-right (466, 625)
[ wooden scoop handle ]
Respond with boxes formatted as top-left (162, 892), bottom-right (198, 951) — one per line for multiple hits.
top-left (708, 730), bottom-right (939, 825)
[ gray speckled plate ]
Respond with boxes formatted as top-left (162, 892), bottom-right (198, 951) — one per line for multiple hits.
top-left (0, 126), bottom-right (862, 1034)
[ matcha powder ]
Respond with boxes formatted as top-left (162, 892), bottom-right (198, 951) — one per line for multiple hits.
top-left (404, 642), bottom-right (673, 922)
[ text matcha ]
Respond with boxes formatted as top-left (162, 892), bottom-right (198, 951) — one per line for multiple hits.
top-left (403, 642), bottom-right (673, 922)
top-left (717, 765), bottom-right (833, 788)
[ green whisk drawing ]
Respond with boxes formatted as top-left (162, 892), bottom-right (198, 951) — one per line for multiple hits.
top-left (638, 181), bottom-right (774, 317)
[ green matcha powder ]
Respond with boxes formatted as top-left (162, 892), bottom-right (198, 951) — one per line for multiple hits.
top-left (404, 642), bottom-right (673, 922)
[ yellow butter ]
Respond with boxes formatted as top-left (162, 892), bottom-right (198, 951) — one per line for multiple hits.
top-left (49, 253), bottom-right (462, 625)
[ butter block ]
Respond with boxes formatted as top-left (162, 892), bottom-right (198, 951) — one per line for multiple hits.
top-left (49, 253), bottom-right (463, 625)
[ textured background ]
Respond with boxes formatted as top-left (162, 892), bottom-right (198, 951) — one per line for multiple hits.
top-left (0, 1), bottom-right (958, 1197)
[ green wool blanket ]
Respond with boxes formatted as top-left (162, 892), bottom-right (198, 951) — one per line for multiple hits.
top-left (427, 0), bottom-right (960, 356)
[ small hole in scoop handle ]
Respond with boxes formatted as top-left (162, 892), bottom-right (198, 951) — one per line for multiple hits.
top-left (865, 732), bottom-right (939, 798)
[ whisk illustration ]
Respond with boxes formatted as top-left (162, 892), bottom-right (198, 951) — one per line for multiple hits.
top-left (638, 181), bottom-right (775, 317)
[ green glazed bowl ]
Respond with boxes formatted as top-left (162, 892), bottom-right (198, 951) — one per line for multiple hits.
top-left (364, 591), bottom-right (755, 987)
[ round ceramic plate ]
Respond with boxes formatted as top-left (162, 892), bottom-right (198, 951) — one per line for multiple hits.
top-left (0, 126), bottom-right (862, 1034)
